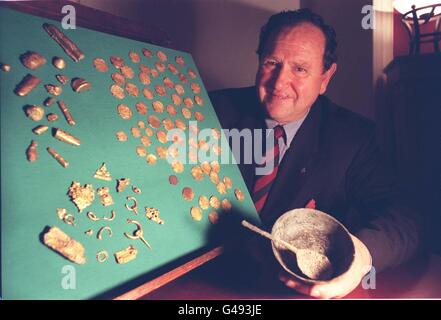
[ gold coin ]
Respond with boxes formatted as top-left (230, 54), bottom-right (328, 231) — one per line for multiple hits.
top-left (156, 130), bottom-right (167, 143)
top-left (175, 119), bottom-right (187, 130)
top-left (194, 111), bottom-right (205, 122)
top-left (146, 154), bottom-right (157, 165)
top-left (212, 128), bottom-right (221, 140)
top-left (190, 206), bottom-right (202, 221)
top-left (179, 73), bottom-right (188, 84)
top-left (209, 196), bottom-right (220, 209)
top-left (142, 48), bottom-right (153, 58)
top-left (155, 85), bottom-right (167, 96)
top-left (175, 55), bottom-right (185, 66)
top-left (166, 104), bottom-right (177, 117)
top-left (152, 100), bottom-right (164, 113)
top-left (155, 61), bottom-right (166, 73)
top-left (223, 176), bottom-right (233, 189)
top-left (156, 146), bottom-right (167, 159)
top-left (208, 211), bottom-right (219, 224)
top-left (201, 161), bottom-right (211, 175)
top-left (199, 195), bottom-right (210, 210)
top-left (140, 63), bottom-right (150, 73)
top-left (191, 83), bottom-right (201, 94)
top-left (163, 76), bottom-right (174, 89)
top-left (167, 147), bottom-right (179, 158)
top-left (131, 127), bottom-right (141, 138)
top-left (121, 65), bottom-right (134, 79)
top-left (172, 93), bottom-right (182, 106)
top-left (195, 95), bottom-right (204, 106)
top-left (116, 131), bottom-right (127, 142)
top-left (184, 97), bottom-right (194, 108)
top-left (111, 72), bottom-right (125, 85)
top-left (117, 104), bottom-right (132, 120)
top-left (171, 160), bottom-right (184, 173)
top-left (110, 84), bottom-right (125, 99)
top-left (175, 84), bottom-right (185, 95)
top-left (216, 182), bottom-right (227, 195)
top-left (169, 175), bottom-right (178, 185)
top-left (181, 107), bottom-right (192, 119)
top-left (139, 72), bottom-right (151, 85)
top-left (182, 187), bottom-right (194, 201)
top-left (162, 118), bottom-right (175, 130)
top-left (191, 166), bottom-right (204, 181)
top-left (135, 101), bottom-right (148, 115)
top-left (188, 68), bottom-right (197, 79)
top-left (188, 150), bottom-right (198, 163)
top-left (148, 115), bottom-right (161, 128)
top-left (157, 50), bottom-right (168, 62)
top-left (125, 82), bottom-right (139, 97)
top-left (136, 146), bottom-right (147, 157)
top-left (145, 127), bottom-right (154, 137)
top-left (141, 135), bottom-right (151, 147)
top-left (93, 58), bottom-right (109, 72)
top-left (143, 87), bottom-right (154, 100)
top-left (168, 63), bottom-right (178, 74)
top-left (209, 171), bottom-right (220, 185)
top-left (221, 199), bottom-right (232, 211)
top-left (110, 55), bottom-right (125, 69)
top-left (210, 160), bottom-right (220, 173)
top-left (138, 120), bottom-right (145, 129)
top-left (129, 50), bottom-right (140, 63)
top-left (151, 69), bottom-right (159, 78)
top-left (213, 144), bottom-right (222, 155)
top-left (234, 188), bottom-right (245, 201)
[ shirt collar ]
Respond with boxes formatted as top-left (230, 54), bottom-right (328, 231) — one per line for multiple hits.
top-left (265, 109), bottom-right (310, 147)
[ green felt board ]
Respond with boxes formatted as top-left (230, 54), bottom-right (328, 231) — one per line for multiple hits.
top-left (0, 7), bottom-right (260, 299)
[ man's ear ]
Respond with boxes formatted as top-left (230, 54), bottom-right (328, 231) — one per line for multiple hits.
top-left (319, 63), bottom-right (337, 95)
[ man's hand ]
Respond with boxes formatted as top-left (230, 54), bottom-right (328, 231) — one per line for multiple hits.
top-left (279, 234), bottom-right (372, 299)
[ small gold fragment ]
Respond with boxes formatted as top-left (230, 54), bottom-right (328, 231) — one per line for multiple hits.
top-left (125, 196), bottom-right (139, 214)
top-left (116, 178), bottom-right (130, 192)
top-left (47, 113), bottom-right (58, 122)
top-left (199, 196), bottom-right (210, 210)
top-left (26, 140), bottom-right (38, 162)
top-left (94, 163), bottom-right (112, 181)
top-left (103, 210), bottom-right (116, 221)
top-left (85, 229), bottom-right (94, 236)
top-left (208, 211), bottom-right (219, 224)
top-left (56, 74), bottom-right (69, 85)
top-left (47, 147), bottom-right (69, 168)
top-left (132, 186), bottom-right (142, 194)
top-left (114, 245), bottom-right (138, 264)
top-left (68, 182), bottom-right (95, 212)
top-left (25, 105), bottom-right (45, 121)
top-left (71, 78), bottom-right (91, 93)
top-left (33, 125), bottom-right (49, 135)
top-left (45, 84), bottom-right (62, 96)
top-left (53, 127), bottom-right (81, 146)
top-left (97, 187), bottom-right (114, 207)
top-left (1, 63), bottom-right (11, 72)
top-left (234, 188), bottom-right (245, 201)
top-left (87, 211), bottom-right (100, 221)
top-left (221, 199), bottom-right (232, 211)
top-left (96, 250), bottom-right (109, 263)
top-left (116, 131), bottom-right (128, 142)
top-left (43, 226), bottom-right (86, 264)
top-left (145, 207), bottom-right (164, 225)
top-left (52, 56), bottom-right (66, 69)
top-left (44, 97), bottom-right (55, 107)
top-left (182, 187), bottom-right (194, 201)
top-left (57, 100), bottom-right (76, 126)
top-left (97, 226), bottom-right (113, 240)
top-left (20, 51), bottom-right (46, 70)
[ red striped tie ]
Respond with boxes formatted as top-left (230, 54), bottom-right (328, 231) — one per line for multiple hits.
top-left (252, 125), bottom-right (285, 213)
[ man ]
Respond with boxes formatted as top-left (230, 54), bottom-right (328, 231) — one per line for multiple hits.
top-left (209, 9), bottom-right (420, 299)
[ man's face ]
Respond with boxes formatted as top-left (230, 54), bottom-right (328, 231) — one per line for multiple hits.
top-left (256, 22), bottom-right (336, 123)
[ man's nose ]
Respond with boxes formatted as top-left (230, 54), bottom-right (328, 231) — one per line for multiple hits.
top-left (272, 64), bottom-right (291, 90)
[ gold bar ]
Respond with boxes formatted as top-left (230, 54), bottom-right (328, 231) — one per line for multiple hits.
top-left (57, 100), bottom-right (76, 126)
top-left (47, 147), bottom-right (69, 168)
top-left (43, 23), bottom-right (84, 62)
top-left (53, 128), bottom-right (80, 146)
top-left (14, 74), bottom-right (41, 96)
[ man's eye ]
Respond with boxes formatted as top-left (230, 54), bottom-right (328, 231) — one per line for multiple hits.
top-left (294, 66), bottom-right (306, 73)
top-left (263, 60), bottom-right (278, 67)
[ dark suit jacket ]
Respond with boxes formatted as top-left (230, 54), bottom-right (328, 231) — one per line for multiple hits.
top-left (209, 86), bottom-right (420, 272)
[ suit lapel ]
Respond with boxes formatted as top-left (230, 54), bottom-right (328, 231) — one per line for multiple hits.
top-left (260, 98), bottom-right (324, 225)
